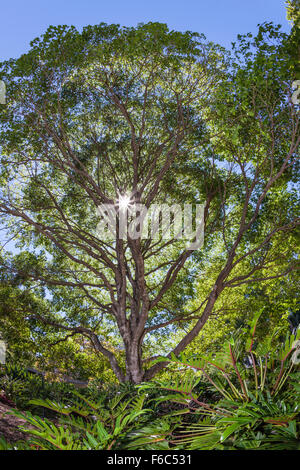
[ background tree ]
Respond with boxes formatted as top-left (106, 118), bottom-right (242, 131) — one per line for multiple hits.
top-left (0, 22), bottom-right (298, 383)
top-left (286, 0), bottom-right (300, 27)
top-left (285, 0), bottom-right (300, 77)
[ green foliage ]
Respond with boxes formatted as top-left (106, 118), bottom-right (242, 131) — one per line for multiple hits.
top-left (148, 315), bottom-right (300, 449)
top-left (174, 394), bottom-right (300, 450)
top-left (0, 364), bottom-right (80, 413)
top-left (1, 317), bottom-right (299, 450)
top-left (286, 0), bottom-right (300, 26)
top-left (8, 389), bottom-right (157, 450)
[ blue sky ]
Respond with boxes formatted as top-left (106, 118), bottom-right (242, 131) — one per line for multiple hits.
top-left (0, 0), bottom-right (291, 61)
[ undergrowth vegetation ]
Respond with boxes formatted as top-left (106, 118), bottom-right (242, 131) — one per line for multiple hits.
top-left (0, 313), bottom-right (299, 450)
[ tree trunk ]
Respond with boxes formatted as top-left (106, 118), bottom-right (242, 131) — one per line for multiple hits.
top-left (124, 341), bottom-right (144, 384)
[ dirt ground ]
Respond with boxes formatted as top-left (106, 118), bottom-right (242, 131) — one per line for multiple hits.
top-left (0, 402), bottom-right (31, 443)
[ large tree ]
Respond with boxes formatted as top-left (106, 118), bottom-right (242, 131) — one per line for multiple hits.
top-left (0, 22), bottom-right (299, 383)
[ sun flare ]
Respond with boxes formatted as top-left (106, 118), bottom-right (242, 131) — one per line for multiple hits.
top-left (118, 194), bottom-right (132, 211)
